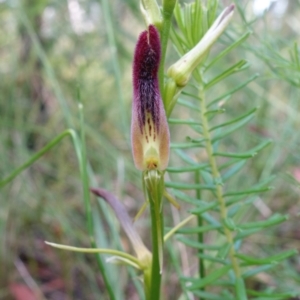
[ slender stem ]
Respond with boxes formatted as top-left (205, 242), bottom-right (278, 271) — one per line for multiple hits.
top-left (164, 215), bottom-right (195, 242)
top-left (79, 105), bottom-right (117, 300)
top-left (149, 194), bottom-right (162, 300)
top-left (199, 85), bottom-right (241, 279)
top-left (144, 171), bottom-right (164, 300)
top-left (159, 1), bottom-right (176, 96)
top-left (159, 15), bottom-right (171, 92)
top-left (195, 170), bottom-right (206, 296)
top-left (0, 122), bottom-right (116, 299)
top-left (0, 129), bottom-right (76, 187)
top-left (45, 242), bottom-right (142, 269)
top-left (98, 0), bottom-right (128, 139)
top-left (143, 266), bottom-right (152, 300)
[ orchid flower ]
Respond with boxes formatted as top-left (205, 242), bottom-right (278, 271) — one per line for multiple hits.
top-left (131, 25), bottom-right (170, 171)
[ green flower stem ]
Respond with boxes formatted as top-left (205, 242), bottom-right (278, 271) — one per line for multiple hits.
top-left (142, 269), bottom-right (151, 300)
top-left (149, 198), bottom-right (162, 300)
top-left (199, 85), bottom-right (242, 280)
top-left (144, 171), bottom-right (164, 300)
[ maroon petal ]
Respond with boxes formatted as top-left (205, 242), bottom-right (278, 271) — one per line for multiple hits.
top-left (131, 25), bottom-right (170, 171)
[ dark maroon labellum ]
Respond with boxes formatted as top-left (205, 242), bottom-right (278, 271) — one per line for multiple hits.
top-left (131, 25), bottom-right (170, 171)
top-left (133, 25), bottom-right (161, 135)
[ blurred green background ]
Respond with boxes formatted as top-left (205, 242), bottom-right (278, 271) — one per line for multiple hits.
top-left (0, 0), bottom-right (299, 299)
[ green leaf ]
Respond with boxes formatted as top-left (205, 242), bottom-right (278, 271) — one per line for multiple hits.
top-left (236, 249), bottom-right (297, 265)
top-left (210, 107), bottom-right (257, 131)
top-left (202, 212), bottom-right (222, 227)
top-left (234, 228), bottom-right (262, 240)
top-left (165, 181), bottom-right (216, 190)
top-left (190, 201), bottom-right (218, 215)
top-left (169, 189), bottom-right (200, 205)
top-left (205, 60), bottom-right (250, 90)
top-left (180, 276), bottom-right (199, 285)
top-left (186, 136), bottom-right (206, 143)
top-left (214, 140), bottom-right (272, 159)
top-left (228, 175), bottom-right (276, 197)
top-left (214, 279), bottom-right (235, 287)
top-left (222, 161), bottom-right (247, 181)
top-left (178, 237), bottom-right (224, 250)
top-left (247, 289), bottom-right (298, 299)
top-left (242, 265), bottom-right (275, 279)
top-left (174, 149), bottom-right (197, 164)
top-left (235, 278), bottom-right (248, 300)
top-left (166, 243), bottom-right (191, 300)
top-left (212, 114), bottom-right (255, 143)
top-left (223, 217), bottom-right (237, 230)
top-left (192, 290), bottom-right (224, 300)
top-left (219, 158), bottom-right (244, 171)
top-left (0, 130), bottom-right (78, 187)
top-left (198, 253), bottom-right (229, 265)
top-left (217, 243), bottom-right (231, 259)
top-left (223, 186), bottom-right (272, 197)
top-left (293, 42), bottom-right (300, 68)
top-left (205, 108), bottom-right (226, 116)
top-left (170, 142), bottom-right (205, 149)
top-left (182, 90), bottom-right (200, 100)
top-left (168, 118), bottom-right (201, 125)
top-left (208, 73), bottom-right (259, 107)
top-left (228, 203), bottom-right (241, 218)
top-left (189, 124), bottom-right (203, 134)
top-left (167, 163), bottom-right (209, 173)
top-left (248, 139), bottom-right (272, 152)
top-left (200, 169), bottom-right (215, 185)
top-left (251, 296), bottom-right (293, 300)
top-left (192, 0), bottom-right (202, 43)
top-left (177, 98), bottom-right (201, 111)
top-left (170, 25), bottom-right (188, 55)
top-left (239, 213), bottom-right (288, 230)
top-left (187, 265), bottom-right (232, 290)
top-left (175, 224), bottom-right (221, 234)
top-left (206, 31), bottom-right (252, 70)
top-left (213, 151), bottom-right (256, 159)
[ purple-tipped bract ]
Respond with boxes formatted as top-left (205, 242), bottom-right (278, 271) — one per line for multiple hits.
top-left (131, 25), bottom-right (170, 171)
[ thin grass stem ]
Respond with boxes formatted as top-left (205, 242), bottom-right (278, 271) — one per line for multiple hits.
top-left (78, 104), bottom-right (117, 300)
top-left (0, 130), bottom-right (76, 188)
top-left (98, 0), bottom-right (129, 138)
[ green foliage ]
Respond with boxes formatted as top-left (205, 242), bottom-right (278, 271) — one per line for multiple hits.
top-left (0, 0), bottom-right (300, 299)
top-left (164, 0), bottom-right (299, 299)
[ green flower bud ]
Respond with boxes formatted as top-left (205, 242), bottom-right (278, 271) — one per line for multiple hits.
top-left (167, 4), bottom-right (235, 87)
